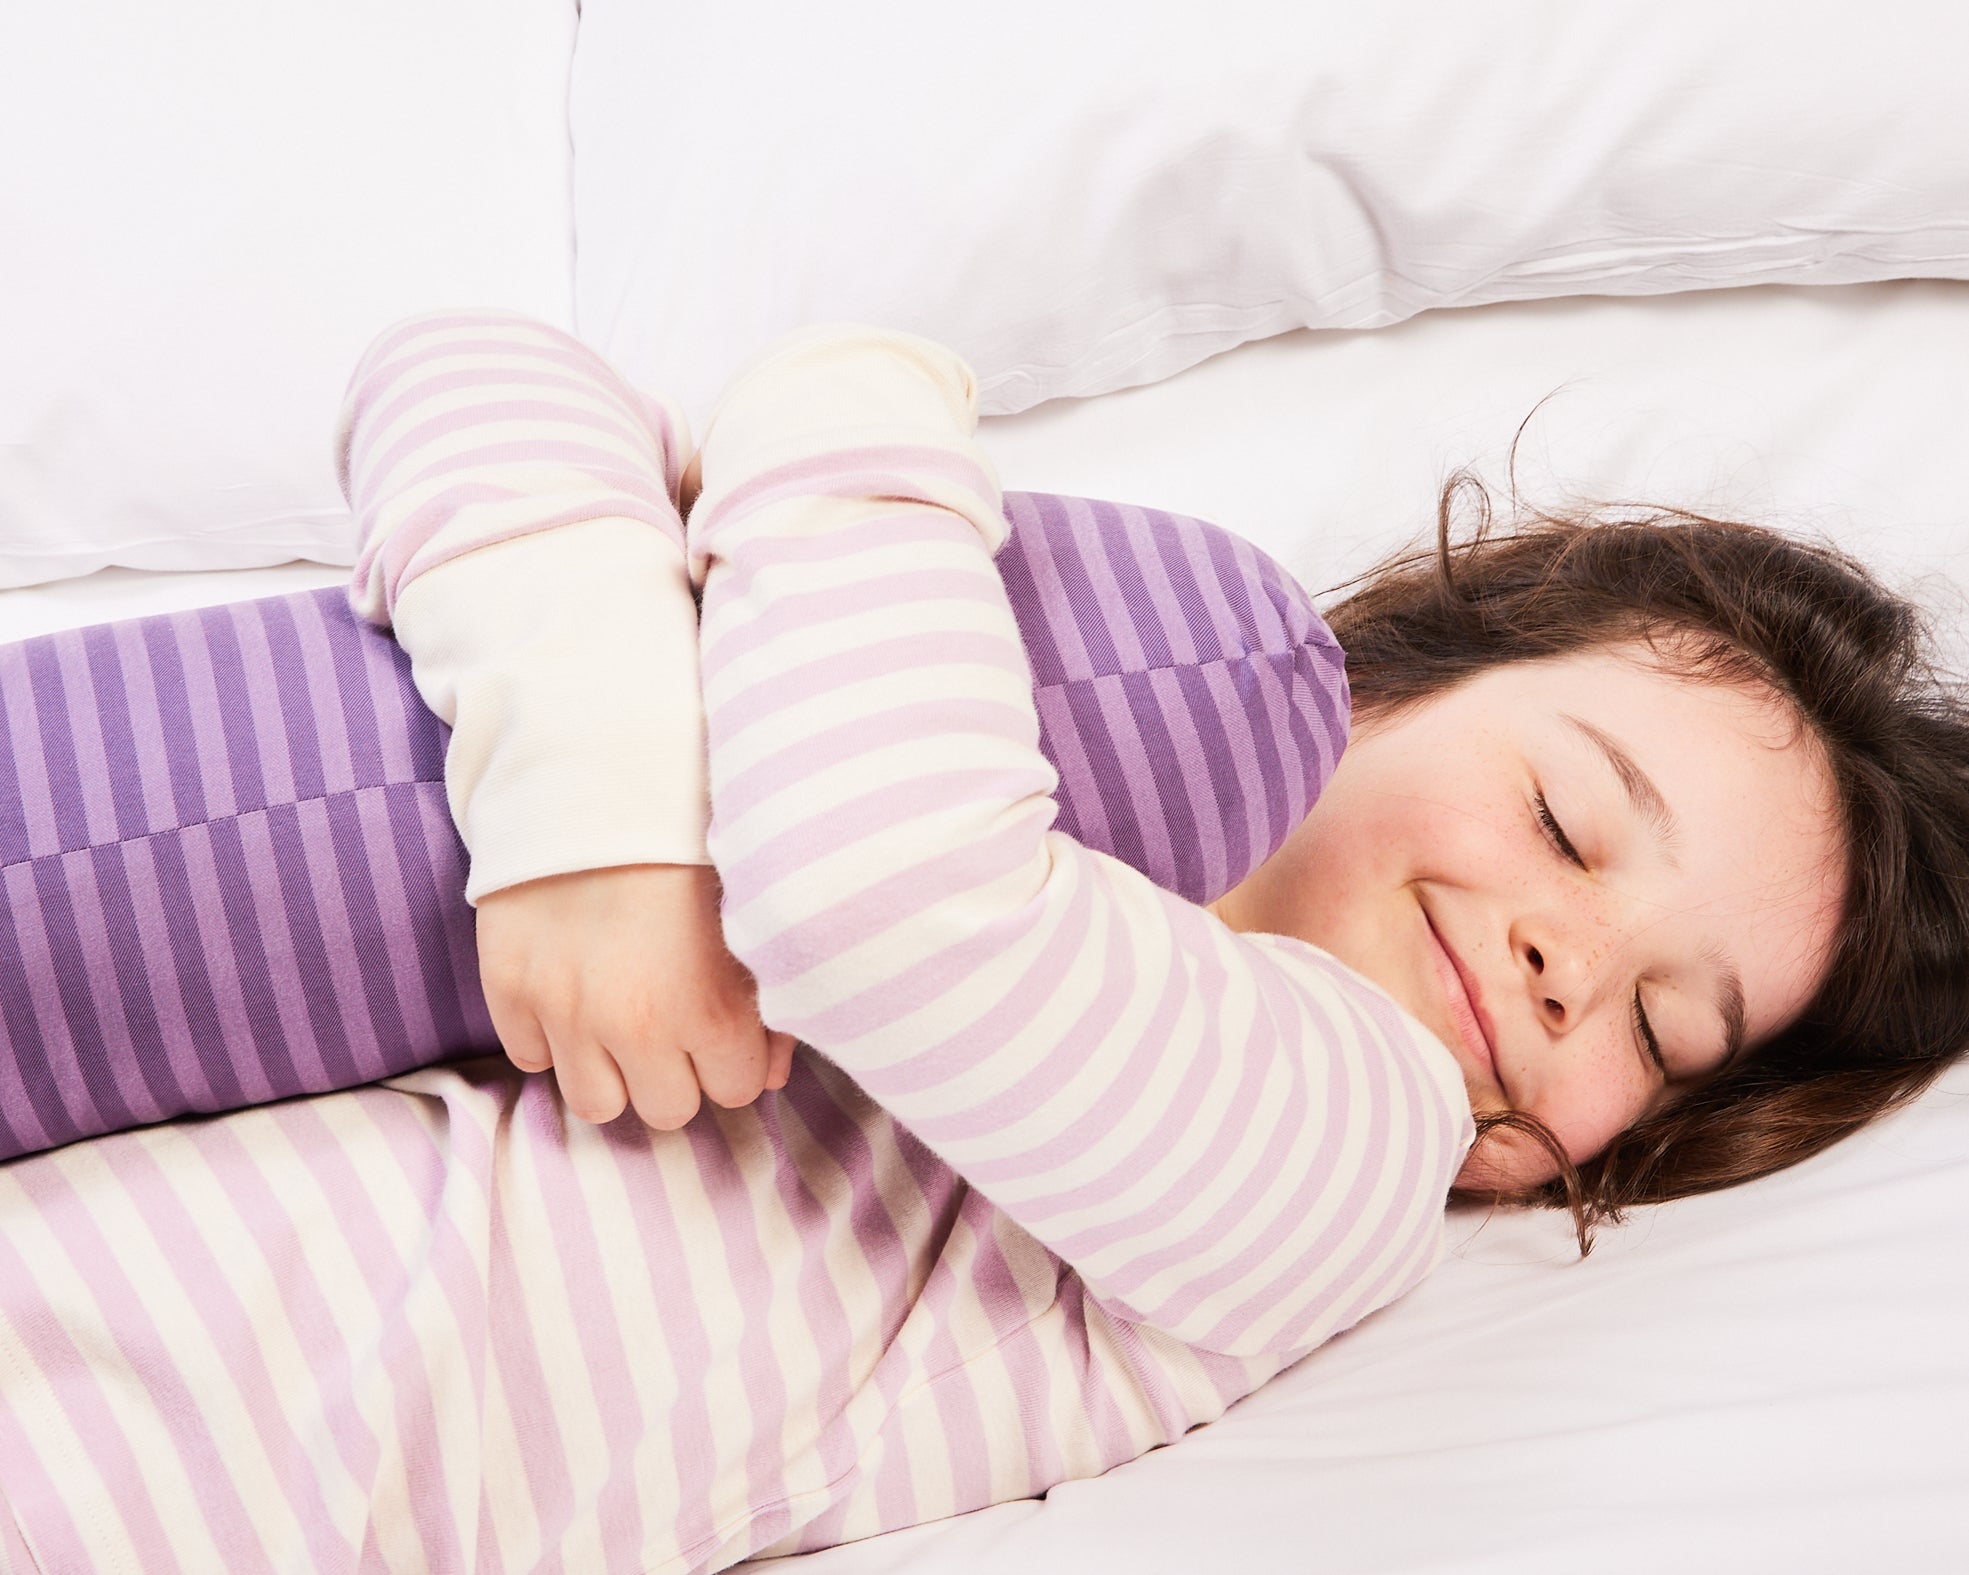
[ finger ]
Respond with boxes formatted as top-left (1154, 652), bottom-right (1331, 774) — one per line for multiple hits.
top-left (550, 1036), bottom-right (631, 1126)
top-left (614, 1042), bottom-right (704, 1132)
top-left (484, 990), bottom-right (555, 1076)
top-left (691, 1025), bottom-right (772, 1110)
top-left (766, 1031), bottom-right (796, 1090)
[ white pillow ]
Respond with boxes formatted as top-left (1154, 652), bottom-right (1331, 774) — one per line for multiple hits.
top-left (571, 0), bottom-right (1969, 431)
top-left (0, 0), bottom-right (578, 590)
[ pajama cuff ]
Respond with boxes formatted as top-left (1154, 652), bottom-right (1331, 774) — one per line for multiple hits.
top-left (389, 515), bottom-right (712, 905)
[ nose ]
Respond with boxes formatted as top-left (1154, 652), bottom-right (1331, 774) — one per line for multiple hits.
top-left (1518, 926), bottom-right (1594, 1031)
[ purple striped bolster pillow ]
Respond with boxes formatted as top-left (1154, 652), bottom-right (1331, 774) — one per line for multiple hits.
top-left (0, 491), bottom-right (1348, 1161)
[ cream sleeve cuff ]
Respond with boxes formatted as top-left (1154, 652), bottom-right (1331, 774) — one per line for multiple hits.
top-left (388, 516), bottom-right (712, 906)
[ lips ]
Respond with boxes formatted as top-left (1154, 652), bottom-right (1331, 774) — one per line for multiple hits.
top-left (1422, 907), bottom-right (1501, 1087)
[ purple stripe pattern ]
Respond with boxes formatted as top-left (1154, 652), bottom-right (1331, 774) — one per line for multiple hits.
top-left (0, 493), bottom-right (1345, 1162)
top-left (0, 318), bottom-right (1472, 1572)
top-left (1004, 490), bottom-right (1347, 906)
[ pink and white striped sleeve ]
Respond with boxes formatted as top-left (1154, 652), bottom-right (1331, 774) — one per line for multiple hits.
top-left (334, 309), bottom-right (713, 902)
top-left (687, 327), bottom-right (1476, 1362)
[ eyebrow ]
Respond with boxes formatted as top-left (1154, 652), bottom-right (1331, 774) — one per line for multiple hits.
top-left (1561, 714), bottom-right (1681, 870)
top-left (1710, 950), bottom-right (1749, 1070)
top-left (1560, 713), bottom-right (1747, 1068)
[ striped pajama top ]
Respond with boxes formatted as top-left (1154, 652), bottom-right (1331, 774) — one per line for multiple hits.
top-left (0, 313), bottom-right (1474, 1573)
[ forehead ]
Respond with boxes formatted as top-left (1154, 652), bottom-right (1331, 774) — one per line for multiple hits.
top-left (1469, 645), bottom-right (1811, 767)
top-left (1458, 647), bottom-right (1848, 1032)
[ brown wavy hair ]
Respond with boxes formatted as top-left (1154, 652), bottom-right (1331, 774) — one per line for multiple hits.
top-left (1321, 443), bottom-right (1969, 1258)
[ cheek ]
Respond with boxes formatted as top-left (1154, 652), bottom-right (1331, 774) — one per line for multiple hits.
top-left (1318, 754), bottom-right (1498, 867)
top-left (1527, 1047), bottom-right (1649, 1167)
top-left (1458, 1078), bottom-right (1642, 1192)
top-left (1284, 757), bottom-right (1529, 934)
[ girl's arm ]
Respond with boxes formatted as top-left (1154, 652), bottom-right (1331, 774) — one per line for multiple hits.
top-left (336, 308), bottom-right (709, 903)
top-left (686, 327), bottom-right (1476, 1362)
top-left (336, 310), bottom-right (793, 1124)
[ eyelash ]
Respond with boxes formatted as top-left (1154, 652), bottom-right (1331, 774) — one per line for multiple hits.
top-left (1533, 791), bottom-right (1584, 867)
top-left (1632, 991), bottom-right (1667, 1076)
top-left (1534, 791), bottom-right (1668, 1077)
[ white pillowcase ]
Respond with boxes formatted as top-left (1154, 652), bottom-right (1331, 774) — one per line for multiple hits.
top-left (0, 0), bottom-right (578, 590)
top-left (571, 0), bottom-right (1969, 430)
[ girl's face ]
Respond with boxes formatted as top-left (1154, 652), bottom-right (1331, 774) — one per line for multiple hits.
top-left (1210, 643), bottom-right (1847, 1191)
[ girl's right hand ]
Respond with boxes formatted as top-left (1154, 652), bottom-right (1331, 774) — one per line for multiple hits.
top-left (473, 862), bottom-right (797, 1130)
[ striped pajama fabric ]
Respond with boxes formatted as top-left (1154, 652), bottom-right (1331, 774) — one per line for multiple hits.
top-left (0, 313), bottom-right (1472, 1571)
top-left (682, 322), bottom-right (1470, 1361)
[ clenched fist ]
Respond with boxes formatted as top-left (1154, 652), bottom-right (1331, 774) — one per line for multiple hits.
top-left (474, 862), bottom-right (796, 1129)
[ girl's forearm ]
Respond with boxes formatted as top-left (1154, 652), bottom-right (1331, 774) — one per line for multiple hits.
top-left (336, 309), bottom-right (712, 903)
top-left (686, 330), bottom-right (1474, 1360)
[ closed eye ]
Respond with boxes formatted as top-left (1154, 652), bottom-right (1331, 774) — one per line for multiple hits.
top-left (1534, 791), bottom-right (1587, 869)
top-left (1633, 989), bottom-right (1668, 1076)
top-left (1540, 791), bottom-right (1672, 1079)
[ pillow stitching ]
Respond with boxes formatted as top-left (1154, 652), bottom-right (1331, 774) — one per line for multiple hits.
top-left (4, 778), bottom-right (445, 866)
top-left (1038, 644), bottom-right (1339, 687)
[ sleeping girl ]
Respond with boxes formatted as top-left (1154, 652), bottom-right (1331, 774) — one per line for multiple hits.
top-left (0, 308), bottom-right (1965, 1573)
top-left (452, 309), bottom-right (1969, 1245)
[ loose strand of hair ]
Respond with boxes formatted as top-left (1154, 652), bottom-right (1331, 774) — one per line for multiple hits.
top-left (1451, 1107), bottom-right (1602, 1259)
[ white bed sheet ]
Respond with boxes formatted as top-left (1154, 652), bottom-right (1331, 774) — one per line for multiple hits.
top-left (2, 281), bottom-right (1965, 1574)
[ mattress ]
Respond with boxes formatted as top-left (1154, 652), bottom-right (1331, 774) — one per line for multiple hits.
top-left (3, 281), bottom-right (1966, 1574)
